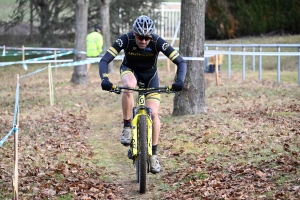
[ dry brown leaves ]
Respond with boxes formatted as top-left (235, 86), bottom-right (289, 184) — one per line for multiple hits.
top-left (159, 78), bottom-right (300, 199)
top-left (1, 107), bottom-right (123, 199)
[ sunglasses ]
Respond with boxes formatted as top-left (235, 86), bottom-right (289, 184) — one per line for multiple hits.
top-left (136, 35), bottom-right (152, 41)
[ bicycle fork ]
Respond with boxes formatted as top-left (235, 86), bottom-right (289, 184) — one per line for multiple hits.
top-left (131, 95), bottom-right (153, 159)
top-left (131, 109), bottom-right (153, 157)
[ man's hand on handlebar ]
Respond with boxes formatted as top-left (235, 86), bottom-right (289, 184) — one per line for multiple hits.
top-left (171, 80), bottom-right (184, 91)
top-left (101, 77), bottom-right (113, 91)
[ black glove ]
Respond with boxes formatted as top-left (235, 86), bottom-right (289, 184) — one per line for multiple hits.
top-left (172, 80), bottom-right (184, 91)
top-left (101, 77), bottom-right (113, 91)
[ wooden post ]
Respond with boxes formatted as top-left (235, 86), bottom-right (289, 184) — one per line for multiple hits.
top-left (13, 124), bottom-right (19, 200)
top-left (48, 64), bottom-right (53, 106)
top-left (22, 45), bottom-right (25, 62)
top-left (13, 74), bottom-right (19, 200)
top-left (215, 54), bottom-right (220, 86)
top-left (54, 50), bottom-right (57, 75)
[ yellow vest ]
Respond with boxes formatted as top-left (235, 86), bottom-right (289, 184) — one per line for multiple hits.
top-left (86, 31), bottom-right (103, 57)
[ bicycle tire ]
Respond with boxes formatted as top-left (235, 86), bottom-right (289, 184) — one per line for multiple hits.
top-left (135, 160), bottom-right (139, 183)
top-left (137, 115), bottom-right (147, 193)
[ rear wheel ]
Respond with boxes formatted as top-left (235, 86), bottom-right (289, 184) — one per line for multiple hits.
top-left (137, 115), bottom-right (147, 193)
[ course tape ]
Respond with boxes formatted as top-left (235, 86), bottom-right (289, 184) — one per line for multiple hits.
top-left (0, 46), bottom-right (73, 51)
top-left (51, 56), bottom-right (122, 68)
top-left (0, 82), bottom-right (20, 147)
top-left (19, 67), bottom-right (48, 79)
top-left (0, 128), bottom-right (14, 147)
top-left (0, 51), bottom-right (74, 70)
top-left (1, 50), bottom-right (71, 57)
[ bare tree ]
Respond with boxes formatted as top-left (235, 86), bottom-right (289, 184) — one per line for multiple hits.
top-left (2, 0), bottom-right (161, 46)
top-left (173, 0), bottom-right (206, 115)
top-left (109, 0), bottom-right (161, 39)
top-left (99, 0), bottom-right (114, 73)
top-left (71, 0), bottom-right (89, 84)
top-left (18, 0), bottom-right (74, 46)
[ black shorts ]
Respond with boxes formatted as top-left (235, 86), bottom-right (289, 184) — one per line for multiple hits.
top-left (120, 65), bottom-right (159, 88)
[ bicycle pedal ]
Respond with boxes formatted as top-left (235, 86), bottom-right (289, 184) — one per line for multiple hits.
top-left (127, 148), bottom-right (134, 160)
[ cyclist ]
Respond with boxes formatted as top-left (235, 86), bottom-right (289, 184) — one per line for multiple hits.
top-left (99, 15), bottom-right (187, 173)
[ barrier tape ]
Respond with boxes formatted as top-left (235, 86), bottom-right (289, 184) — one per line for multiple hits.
top-left (19, 67), bottom-right (48, 79)
top-left (0, 51), bottom-right (74, 70)
top-left (1, 50), bottom-right (70, 57)
top-left (0, 82), bottom-right (20, 147)
top-left (0, 46), bottom-right (73, 51)
top-left (0, 128), bottom-right (14, 147)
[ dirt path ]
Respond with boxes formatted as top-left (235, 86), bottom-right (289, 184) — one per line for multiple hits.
top-left (87, 87), bottom-right (165, 199)
top-left (89, 122), bottom-right (165, 199)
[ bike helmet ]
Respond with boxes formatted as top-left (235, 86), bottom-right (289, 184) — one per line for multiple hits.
top-left (132, 15), bottom-right (156, 36)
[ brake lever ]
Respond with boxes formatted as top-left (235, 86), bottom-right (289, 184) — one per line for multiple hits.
top-left (109, 89), bottom-right (121, 94)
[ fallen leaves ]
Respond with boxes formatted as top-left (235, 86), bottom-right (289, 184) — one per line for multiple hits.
top-left (159, 81), bottom-right (300, 199)
top-left (1, 107), bottom-right (124, 199)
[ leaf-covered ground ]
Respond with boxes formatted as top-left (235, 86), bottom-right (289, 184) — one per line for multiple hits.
top-left (0, 66), bottom-right (299, 199)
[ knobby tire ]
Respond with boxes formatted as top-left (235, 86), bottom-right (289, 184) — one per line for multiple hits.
top-left (138, 115), bottom-right (147, 193)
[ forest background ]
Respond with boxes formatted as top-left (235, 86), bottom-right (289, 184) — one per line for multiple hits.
top-left (0, 0), bottom-right (299, 48)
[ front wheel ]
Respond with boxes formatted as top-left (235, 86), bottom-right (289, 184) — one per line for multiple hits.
top-left (137, 115), bottom-right (147, 193)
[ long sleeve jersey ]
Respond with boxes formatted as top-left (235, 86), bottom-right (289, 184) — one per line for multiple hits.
top-left (99, 32), bottom-right (186, 82)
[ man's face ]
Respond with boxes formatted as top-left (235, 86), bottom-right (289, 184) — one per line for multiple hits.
top-left (133, 33), bottom-right (151, 49)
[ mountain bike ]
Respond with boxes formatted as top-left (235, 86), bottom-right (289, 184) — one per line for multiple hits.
top-left (109, 83), bottom-right (174, 193)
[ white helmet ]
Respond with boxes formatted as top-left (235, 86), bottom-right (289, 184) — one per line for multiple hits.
top-left (132, 15), bottom-right (156, 36)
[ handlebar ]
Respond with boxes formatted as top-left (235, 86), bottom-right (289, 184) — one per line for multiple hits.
top-left (109, 85), bottom-right (175, 94)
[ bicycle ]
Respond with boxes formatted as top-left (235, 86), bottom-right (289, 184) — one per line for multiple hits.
top-left (109, 83), bottom-right (174, 193)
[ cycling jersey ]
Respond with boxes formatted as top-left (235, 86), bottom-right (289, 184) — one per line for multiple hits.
top-left (99, 32), bottom-right (186, 82)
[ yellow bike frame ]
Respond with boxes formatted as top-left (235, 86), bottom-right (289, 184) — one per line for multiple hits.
top-left (131, 93), bottom-right (153, 157)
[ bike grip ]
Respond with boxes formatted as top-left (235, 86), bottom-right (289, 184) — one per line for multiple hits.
top-left (112, 85), bottom-right (117, 89)
top-left (168, 85), bottom-right (172, 90)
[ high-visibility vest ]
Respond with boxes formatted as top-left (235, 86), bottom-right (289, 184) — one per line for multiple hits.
top-left (86, 31), bottom-right (103, 57)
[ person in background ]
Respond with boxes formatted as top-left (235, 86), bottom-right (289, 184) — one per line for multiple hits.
top-left (86, 25), bottom-right (103, 72)
top-left (208, 54), bottom-right (223, 73)
top-left (99, 15), bottom-right (187, 174)
top-left (204, 57), bottom-right (209, 72)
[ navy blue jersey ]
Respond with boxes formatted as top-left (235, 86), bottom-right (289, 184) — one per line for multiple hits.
top-left (99, 32), bottom-right (186, 82)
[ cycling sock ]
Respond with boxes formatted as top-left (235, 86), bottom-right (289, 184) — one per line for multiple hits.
top-left (123, 119), bottom-right (132, 128)
top-left (152, 145), bottom-right (158, 155)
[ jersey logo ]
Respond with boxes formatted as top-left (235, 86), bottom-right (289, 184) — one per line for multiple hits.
top-left (145, 47), bottom-right (152, 51)
top-left (116, 39), bottom-right (123, 47)
top-left (133, 47), bottom-right (137, 50)
top-left (162, 43), bottom-right (169, 51)
top-left (102, 73), bottom-right (108, 78)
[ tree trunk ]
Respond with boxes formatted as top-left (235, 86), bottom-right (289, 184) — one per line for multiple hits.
top-left (99, 0), bottom-right (114, 73)
top-left (71, 0), bottom-right (89, 85)
top-left (34, 0), bottom-right (54, 46)
top-left (173, 0), bottom-right (206, 115)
